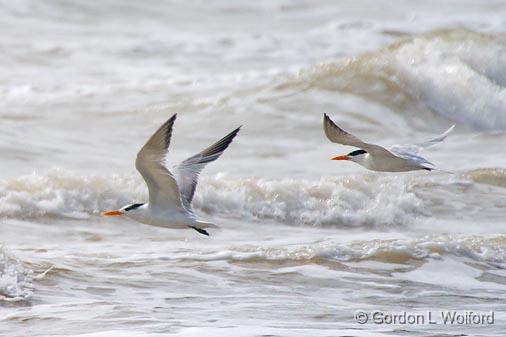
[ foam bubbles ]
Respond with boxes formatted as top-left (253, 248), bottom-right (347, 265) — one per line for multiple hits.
top-left (393, 30), bottom-right (506, 130)
top-left (173, 234), bottom-right (506, 267)
top-left (194, 173), bottom-right (424, 227)
top-left (0, 168), bottom-right (145, 219)
top-left (290, 29), bottom-right (506, 131)
top-left (0, 169), bottom-right (425, 228)
top-left (0, 247), bottom-right (33, 301)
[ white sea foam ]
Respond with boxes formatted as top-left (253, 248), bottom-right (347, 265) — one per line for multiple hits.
top-left (0, 169), bottom-right (144, 219)
top-left (394, 256), bottom-right (506, 290)
top-left (292, 29), bottom-right (506, 131)
top-left (176, 235), bottom-right (506, 266)
top-left (194, 173), bottom-right (425, 227)
top-left (2, 168), bottom-right (504, 228)
top-left (392, 30), bottom-right (506, 130)
top-left (0, 169), bottom-right (425, 227)
top-left (0, 247), bottom-right (33, 301)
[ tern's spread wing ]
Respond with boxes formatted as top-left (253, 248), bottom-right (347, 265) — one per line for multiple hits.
top-left (135, 114), bottom-right (184, 210)
top-left (390, 124), bottom-right (455, 155)
top-left (174, 126), bottom-right (241, 211)
top-left (323, 113), bottom-right (395, 157)
top-left (388, 147), bottom-right (435, 167)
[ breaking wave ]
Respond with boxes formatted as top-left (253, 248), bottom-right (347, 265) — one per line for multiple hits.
top-left (193, 173), bottom-right (425, 227)
top-left (0, 169), bottom-right (425, 227)
top-left (0, 169), bottom-right (145, 219)
top-left (466, 168), bottom-right (506, 188)
top-left (280, 29), bottom-right (506, 131)
top-left (179, 234), bottom-right (506, 266)
top-left (2, 168), bottom-right (504, 228)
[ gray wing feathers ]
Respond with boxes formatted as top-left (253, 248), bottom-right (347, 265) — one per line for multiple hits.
top-left (323, 113), bottom-right (393, 156)
top-left (390, 124), bottom-right (455, 155)
top-left (175, 126), bottom-right (241, 210)
top-left (142, 114), bottom-right (176, 150)
top-left (136, 114), bottom-right (184, 209)
top-left (389, 148), bottom-right (435, 167)
top-left (323, 113), bottom-right (365, 147)
top-left (415, 124), bottom-right (455, 149)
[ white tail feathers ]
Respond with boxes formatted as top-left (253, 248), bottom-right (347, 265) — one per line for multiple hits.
top-left (196, 220), bottom-right (218, 228)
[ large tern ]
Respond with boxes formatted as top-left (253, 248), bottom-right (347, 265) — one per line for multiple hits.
top-left (323, 113), bottom-right (454, 172)
top-left (101, 114), bottom-right (240, 236)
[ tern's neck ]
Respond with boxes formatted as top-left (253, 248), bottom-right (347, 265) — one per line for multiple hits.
top-left (351, 154), bottom-right (370, 168)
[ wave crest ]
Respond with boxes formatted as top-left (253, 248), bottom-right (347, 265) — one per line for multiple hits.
top-left (0, 169), bottom-right (145, 219)
top-left (466, 168), bottom-right (506, 188)
top-left (281, 29), bottom-right (506, 131)
top-left (194, 173), bottom-right (424, 227)
top-left (0, 169), bottom-right (424, 227)
top-left (181, 235), bottom-right (506, 266)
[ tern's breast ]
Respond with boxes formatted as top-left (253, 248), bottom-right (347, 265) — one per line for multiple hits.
top-left (367, 154), bottom-right (422, 172)
top-left (137, 207), bottom-right (195, 229)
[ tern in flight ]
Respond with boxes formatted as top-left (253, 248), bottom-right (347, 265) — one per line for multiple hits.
top-left (101, 114), bottom-right (240, 236)
top-left (323, 113), bottom-right (454, 172)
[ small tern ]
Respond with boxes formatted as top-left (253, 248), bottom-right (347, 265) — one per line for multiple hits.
top-left (101, 114), bottom-right (240, 236)
top-left (323, 113), bottom-right (454, 172)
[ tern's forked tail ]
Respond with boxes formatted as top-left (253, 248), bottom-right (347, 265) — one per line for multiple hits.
top-left (196, 220), bottom-right (218, 228)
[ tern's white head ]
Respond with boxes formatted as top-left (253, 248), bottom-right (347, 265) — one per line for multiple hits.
top-left (331, 149), bottom-right (368, 166)
top-left (101, 203), bottom-right (146, 220)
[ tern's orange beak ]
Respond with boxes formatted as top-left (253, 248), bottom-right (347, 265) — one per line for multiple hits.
top-left (100, 210), bottom-right (123, 217)
top-left (331, 155), bottom-right (350, 161)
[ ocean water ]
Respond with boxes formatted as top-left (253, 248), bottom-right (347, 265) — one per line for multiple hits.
top-left (1, 1), bottom-right (506, 336)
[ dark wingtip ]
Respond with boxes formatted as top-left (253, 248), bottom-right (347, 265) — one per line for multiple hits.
top-left (323, 113), bottom-right (334, 126)
top-left (165, 113), bottom-right (177, 128)
top-left (323, 113), bottom-right (336, 134)
top-left (163, 114), bottom-right (177, 148)
top-left (221, 125), bottom-right (241, 144)
top-left (190, 226), bottom-right (210, 236)
top-left (164, 113), bottom-right (177, 126)
top-left (211, 126), bottom-right (241, 154)
top-left (231, 125), bottom-right (242, 134)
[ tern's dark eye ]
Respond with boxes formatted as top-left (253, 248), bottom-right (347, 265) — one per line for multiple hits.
top-left (348, 149), bottom-right (367, 157)
top-left (124, 203), bottom-right (144, 212)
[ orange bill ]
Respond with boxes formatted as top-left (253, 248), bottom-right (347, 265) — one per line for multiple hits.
top-left (100, 210), bottom-right (123, 217)
top-left (331, 155), bottom-right (349, 161)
